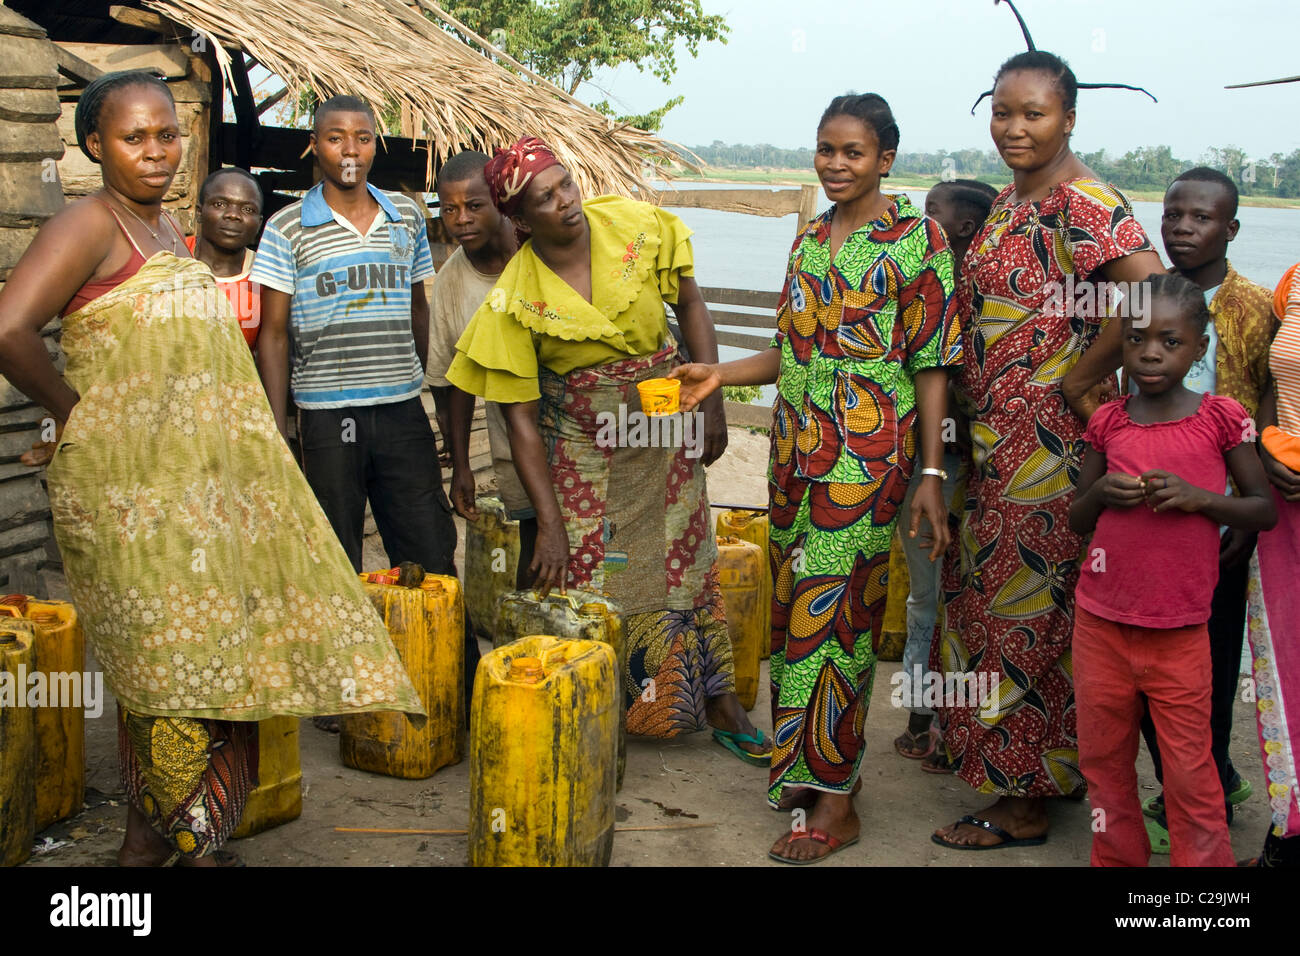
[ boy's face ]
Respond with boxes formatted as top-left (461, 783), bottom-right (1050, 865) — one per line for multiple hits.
top-left (197, 174), bottom-right (262, 253)
top-left (310, 109), bottom-right (375, 189)
top-left (1122, 297), bottom-right (1208, 397)
top-left (1161, 180), bottom-right (1238, 273)
top-left (438, 175), bottom-right (501, 255)
top-left (924, 187), bottom-right (968, 245)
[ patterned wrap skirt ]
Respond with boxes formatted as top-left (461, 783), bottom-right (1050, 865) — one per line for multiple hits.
top-left (766, 468), bottom-right (898, 806)
top-left (538, 343), bottom-right (735, 736)
top-left (118, 706), bottom-right (257, 859)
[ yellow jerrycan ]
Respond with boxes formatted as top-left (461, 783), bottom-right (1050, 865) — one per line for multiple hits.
top-left (464, 496), bottom-right (520, 640)
top-left (494, 589), bottom-right (625, 788)
top-left (469, 635), bottom-right (617, 867)
top-left (232, 716), bottom-right (302, 838)
top-left (877, 530), bottom-right (911, 662)
top-left (715, 509), bottom-right (772, 659)
top-left (0, 597), bottom-right (85, 832)
top-left (340, 572), bottom-right (463, 778)
top-left (0, 620), bottom-right (36, 866)
top-left (714, 537), bottom-right (763, 710)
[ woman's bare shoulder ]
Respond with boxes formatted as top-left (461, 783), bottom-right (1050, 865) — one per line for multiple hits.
top-left (49, 194), bottom-right (118, 235)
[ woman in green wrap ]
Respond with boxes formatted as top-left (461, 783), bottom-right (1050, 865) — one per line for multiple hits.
top-left (0, 71), bottom-right (423, 866)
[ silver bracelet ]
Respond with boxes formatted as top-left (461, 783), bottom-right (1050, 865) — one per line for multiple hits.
top-left (920, 467), bottom-right (948, 480)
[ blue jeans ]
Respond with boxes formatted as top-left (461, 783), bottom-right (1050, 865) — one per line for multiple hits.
top-left (899, 451), bottom-right (961, 717)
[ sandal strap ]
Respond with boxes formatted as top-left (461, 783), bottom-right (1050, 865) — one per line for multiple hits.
top-left (787, 827), bottom-right (842, 849)
top-left (957, 814), bottom-right (1015, 844)
top-left (715, 727), bottom-right (766, 748)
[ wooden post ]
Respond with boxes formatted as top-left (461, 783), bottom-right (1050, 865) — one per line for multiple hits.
top-left (229, 50), bottom-right (258, 172)
top-left (796, 183), bottom-right (818, 231)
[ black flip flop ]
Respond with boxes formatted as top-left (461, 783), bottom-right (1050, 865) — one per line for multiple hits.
top-left (931, 814), bottom-right (1047, 851)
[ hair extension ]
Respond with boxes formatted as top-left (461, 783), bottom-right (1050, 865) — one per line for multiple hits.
top-left (969, 2), bottom-right (1156, 114)
top-left (74, 69), bottom-right (175, 163)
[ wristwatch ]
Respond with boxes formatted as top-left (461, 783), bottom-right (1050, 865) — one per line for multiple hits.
top-left (920, 467), bottom-right (948, 480)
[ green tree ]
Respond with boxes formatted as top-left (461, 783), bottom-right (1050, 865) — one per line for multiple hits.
top-left (447, 1), bottom-right (728, 132)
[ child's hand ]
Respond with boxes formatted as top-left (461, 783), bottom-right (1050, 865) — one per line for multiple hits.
top-left (1261, 445), bottom-right (1300, 502)
top-left (1140, 469), bottom-right (1210, 513)
top-left (1095, 472), bottom-right (1145, 508)
top-left (669, 363), bottom-right (722, 412)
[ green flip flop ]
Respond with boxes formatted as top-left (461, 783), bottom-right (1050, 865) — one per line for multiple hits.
top-left (1142, 793), bottom-right (1164, 819)
top-left (713, 728), bottom-right (771, 767)
top-left (1145, 815), bottom-right (1170, 855)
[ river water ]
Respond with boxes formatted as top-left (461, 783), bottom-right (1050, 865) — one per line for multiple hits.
top-left (660, 181), bottom-right (1300, 400)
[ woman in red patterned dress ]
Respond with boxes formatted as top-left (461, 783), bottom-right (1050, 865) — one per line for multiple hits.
top-left (930, 51), bottom-right (1165, 849)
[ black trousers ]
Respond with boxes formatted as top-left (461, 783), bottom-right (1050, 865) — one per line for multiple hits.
top-left (1140, 549), bottom-right (1252, 818)
top-left (298, 397), bottom-right (480, 703)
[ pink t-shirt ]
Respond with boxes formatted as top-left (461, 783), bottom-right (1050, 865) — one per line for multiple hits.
top-left (1074, 392), bottom-right (1249, 628)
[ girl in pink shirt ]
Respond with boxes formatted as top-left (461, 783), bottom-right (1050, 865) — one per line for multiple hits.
top-left (1069, 271), bottom-right (1276, 866)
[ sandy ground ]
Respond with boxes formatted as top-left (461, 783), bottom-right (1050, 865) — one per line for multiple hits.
top-left (22, 427), bottom-right (1272, 867)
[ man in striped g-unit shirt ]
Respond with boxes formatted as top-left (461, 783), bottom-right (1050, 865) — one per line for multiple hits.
top-left (252, 95), bottom-right (459, 592)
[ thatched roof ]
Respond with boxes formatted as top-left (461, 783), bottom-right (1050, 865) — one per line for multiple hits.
top-left (142, 0), bottom-right (683, 195)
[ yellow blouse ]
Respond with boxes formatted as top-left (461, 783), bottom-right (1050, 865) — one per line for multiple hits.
top-left (446, 195), bottom-right (695, 403)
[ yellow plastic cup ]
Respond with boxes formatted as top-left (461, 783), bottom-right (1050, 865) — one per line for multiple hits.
top-left (637, 377), bottom-right (680, 417)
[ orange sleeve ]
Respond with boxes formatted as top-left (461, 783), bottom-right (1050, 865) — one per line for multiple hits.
top-left (1273, 263), bottom-right (1299, 321)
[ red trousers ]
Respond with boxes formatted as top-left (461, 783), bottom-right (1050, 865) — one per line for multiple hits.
top-left (1073, 606), bottom-right (1233, 867)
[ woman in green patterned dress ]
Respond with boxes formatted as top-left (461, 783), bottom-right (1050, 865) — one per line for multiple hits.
top-left (0, 72), bottom-right (423, 865)
top-left (674, 93), bottom-right (960, 863)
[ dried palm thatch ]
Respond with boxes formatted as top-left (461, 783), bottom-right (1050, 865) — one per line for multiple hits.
top-left (142, 0), bottom-right (689, 195)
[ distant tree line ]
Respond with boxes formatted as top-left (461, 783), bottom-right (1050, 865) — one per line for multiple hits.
top-left (685, 142), bottom-right (1300, 198)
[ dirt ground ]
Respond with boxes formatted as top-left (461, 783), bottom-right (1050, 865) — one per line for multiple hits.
top-left (21, 427), bottom-right (1272, 867)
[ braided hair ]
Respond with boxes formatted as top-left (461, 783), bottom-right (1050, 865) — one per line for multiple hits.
top-left (995, 50), bottom-right (1079, 111)
top-left (818, 94), bottom-right (899, 174)
top-left (969, 1), bottom-right (1156, 113)
top-left (74, 70), bottom-right (174, 164)
top-left (1142, 271), bottom-right (1210, 334)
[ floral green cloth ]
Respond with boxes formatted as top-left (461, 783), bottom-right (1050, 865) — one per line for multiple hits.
top-left (46, 253), bottom-right (425, 722)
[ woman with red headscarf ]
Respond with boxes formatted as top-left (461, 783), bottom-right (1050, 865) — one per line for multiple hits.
top-left (447, 138), bottom-right (770, 760)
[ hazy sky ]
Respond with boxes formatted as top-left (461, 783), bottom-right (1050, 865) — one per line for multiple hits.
top-left (582, 0), bottom-right (1299, 163)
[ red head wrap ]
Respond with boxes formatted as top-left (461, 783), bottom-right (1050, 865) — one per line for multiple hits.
top-left (483, 136), bottom-right (561, 218)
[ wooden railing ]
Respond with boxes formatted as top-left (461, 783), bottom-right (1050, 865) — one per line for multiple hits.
top-left (655, 184), bottom-right (819, 232)
top-left (666, 286), bottom-right (782, 430)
